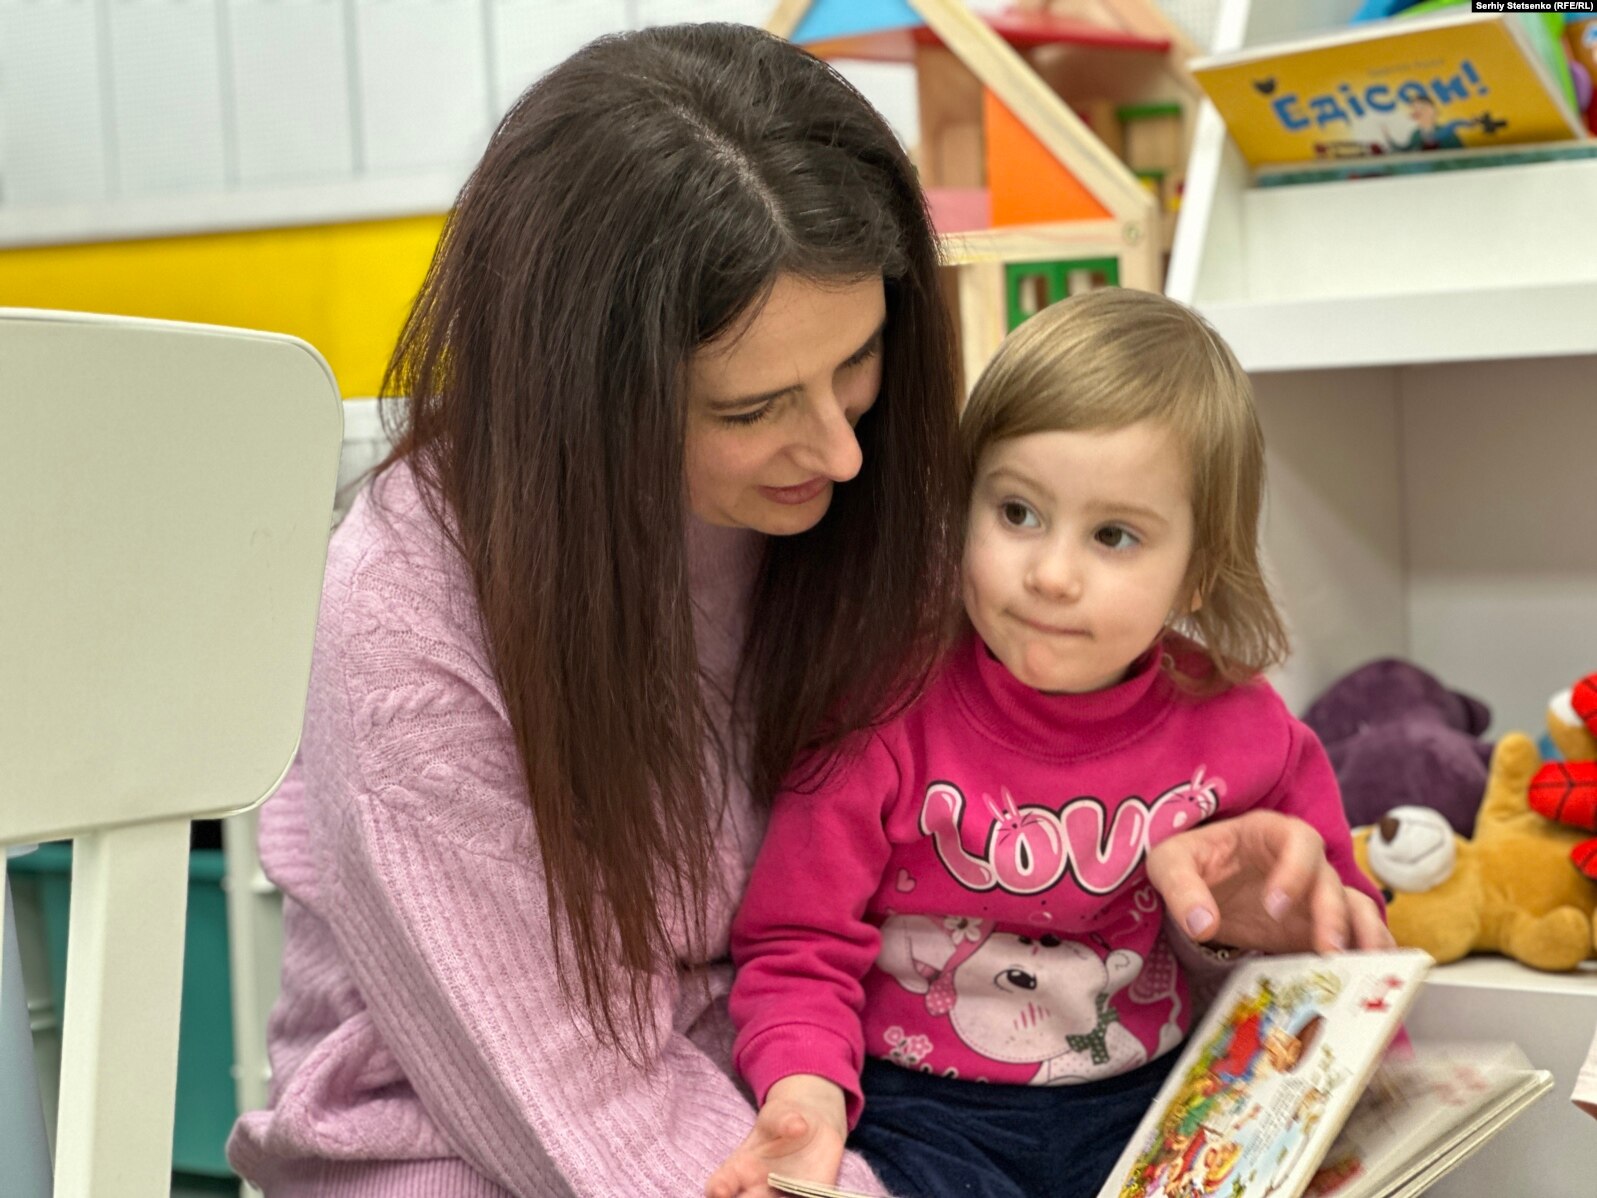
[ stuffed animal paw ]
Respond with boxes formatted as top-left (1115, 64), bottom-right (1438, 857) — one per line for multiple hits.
top-left (1528, 672), bottom-right (1597, 878)
top-left (1354, 733), bottom-right (1597, 972)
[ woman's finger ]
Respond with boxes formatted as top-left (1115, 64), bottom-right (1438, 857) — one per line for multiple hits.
top-left (1145, 840), bottom-right (1221, 941)
top-left (1307, 862), bottom-right (1351, 953)
top-left (1348, 888), bottom-right (1396, 950)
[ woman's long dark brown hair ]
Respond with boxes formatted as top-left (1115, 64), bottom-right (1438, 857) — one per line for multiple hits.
top-left (378, 23), bottom-right (962, 1054)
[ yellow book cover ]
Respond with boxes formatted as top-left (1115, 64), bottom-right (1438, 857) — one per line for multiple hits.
top-left (1192, 12), bottom-right (1585, 168)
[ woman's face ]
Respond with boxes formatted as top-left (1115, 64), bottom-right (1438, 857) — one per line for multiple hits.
top-left (684, 273), bottom-right (886, 535)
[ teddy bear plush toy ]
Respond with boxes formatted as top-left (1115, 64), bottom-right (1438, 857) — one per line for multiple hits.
top-left (1303, 658), bottom-right (1493, 838)
top-left (1527, 671), bottom-right (1597, 879)
top-left (1353, 732), bottom-right (1597, 972)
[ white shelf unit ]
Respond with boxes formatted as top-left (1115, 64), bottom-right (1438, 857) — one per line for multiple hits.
top-left (1171, 5), bottom-right (1597, 1194)
top-left (1170, 0), bottom-right (1597, 366)
top-left (1406, 961), bottom-right (1597, 1198)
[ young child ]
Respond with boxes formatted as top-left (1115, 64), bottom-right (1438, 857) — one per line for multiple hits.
top-left (707, 289), bottom-right (1384, 1198)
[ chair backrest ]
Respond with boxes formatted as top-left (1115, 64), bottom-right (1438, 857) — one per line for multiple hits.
top-left (0, 309), bottom-right (342, 1197)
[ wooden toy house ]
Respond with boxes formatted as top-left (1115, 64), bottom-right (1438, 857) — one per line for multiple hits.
top-left (767, 0), bottom-right (1200, 392)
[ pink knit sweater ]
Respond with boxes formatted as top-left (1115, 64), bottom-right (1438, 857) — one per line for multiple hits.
top-left (226, 463), bottom-right (889, 1197)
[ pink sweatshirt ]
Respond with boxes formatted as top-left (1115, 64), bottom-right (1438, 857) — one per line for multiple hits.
top-left (730, 630), bottom-right (1380, 1126)
top-left (226, 463), bottom-right (889, 1197)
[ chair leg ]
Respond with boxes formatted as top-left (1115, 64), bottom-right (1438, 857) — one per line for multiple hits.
top-left (54, 819), bottom-right (190, 1198)
top-left (2, 863), bottom-right (54, 1196)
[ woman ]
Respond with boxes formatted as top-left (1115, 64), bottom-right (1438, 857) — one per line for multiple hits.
top-left (229, 23), bottom-right (1387, 1197)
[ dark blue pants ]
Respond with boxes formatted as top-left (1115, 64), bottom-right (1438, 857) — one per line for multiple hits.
top-left (850, 1050), bottom-right (1178, 1198)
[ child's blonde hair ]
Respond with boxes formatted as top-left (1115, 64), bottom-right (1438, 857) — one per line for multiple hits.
top-left (960, 287), bottom-right (1288, 690)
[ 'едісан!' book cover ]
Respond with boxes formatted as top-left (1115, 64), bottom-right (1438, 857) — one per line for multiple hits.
top-left (1191, 11), bottom-right (1584, 167)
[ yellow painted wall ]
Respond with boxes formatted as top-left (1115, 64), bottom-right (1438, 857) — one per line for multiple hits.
top-left (0, 215), bottom-right (446, 398)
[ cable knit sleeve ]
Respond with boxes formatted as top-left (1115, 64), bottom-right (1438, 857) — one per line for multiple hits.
top-left (307, 534), bottom-right (888, 1195)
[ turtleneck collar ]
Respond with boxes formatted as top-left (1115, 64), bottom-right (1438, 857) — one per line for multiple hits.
top-left (685, 513), bottom-right (764, 602)
top-left (948, 626), bottom-right (1179, 762)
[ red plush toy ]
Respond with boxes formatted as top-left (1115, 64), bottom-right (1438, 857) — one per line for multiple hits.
top-left (1528, 672), bottom-right (1597, 878)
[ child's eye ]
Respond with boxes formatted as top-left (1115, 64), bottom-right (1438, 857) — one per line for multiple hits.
top-left (999, 500), bottom-right (1039, 529)
top-left (1094, 524), bottom-right (1140, 550)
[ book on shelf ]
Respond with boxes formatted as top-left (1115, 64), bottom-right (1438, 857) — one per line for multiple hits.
top-left (1252, 136), bottom-right (1597, 186)
top-left (1190, 11), bottom-right (1586, 169)
top-left (765, 950), bottom-right (1554, 1198)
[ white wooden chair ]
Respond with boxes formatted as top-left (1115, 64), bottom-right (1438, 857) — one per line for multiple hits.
top-left (0, 310), bottom-right (343, 1197)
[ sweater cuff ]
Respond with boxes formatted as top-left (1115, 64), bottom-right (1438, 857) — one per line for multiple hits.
top-left (1163, 913), bottom-right (1250, 1016)
top-left (737, 1024), bottom-right (866, 1130)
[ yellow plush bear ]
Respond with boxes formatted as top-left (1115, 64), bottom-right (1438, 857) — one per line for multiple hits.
top-left (1353, 732), bottom-right (1597, 972)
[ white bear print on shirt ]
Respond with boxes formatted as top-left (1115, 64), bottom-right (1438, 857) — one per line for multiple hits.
top-left (875, 914), bottom-right (1149, 1085)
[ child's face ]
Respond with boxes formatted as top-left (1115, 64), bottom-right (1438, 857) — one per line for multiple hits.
top-left (963, 422), bottom-right (1195, 693)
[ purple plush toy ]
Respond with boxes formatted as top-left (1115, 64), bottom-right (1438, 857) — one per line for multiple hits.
top-left (1302, 658), bottom-right (1493, 839)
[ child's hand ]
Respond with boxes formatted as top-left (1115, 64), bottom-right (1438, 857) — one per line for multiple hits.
top-left (1147, 810), bottom-right (1393, 955)
top-left (706, 1074), bottom-right (848, 1198)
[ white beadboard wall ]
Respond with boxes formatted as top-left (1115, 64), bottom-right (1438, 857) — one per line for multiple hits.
top-left (0, 0), bottom-right (1211, 242)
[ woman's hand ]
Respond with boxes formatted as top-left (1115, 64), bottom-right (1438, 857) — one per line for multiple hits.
top-left (705, 1074), bottom-right (848, 1198)
top-left (1146, 810), bottom-right (1394, 955)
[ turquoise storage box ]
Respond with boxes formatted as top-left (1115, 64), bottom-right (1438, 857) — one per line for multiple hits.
top-left (10, 841), bottom-right (239, 1178)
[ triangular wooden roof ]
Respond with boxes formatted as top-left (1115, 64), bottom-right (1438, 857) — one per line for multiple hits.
top-left (767, 0), bottom-right (1186, 223)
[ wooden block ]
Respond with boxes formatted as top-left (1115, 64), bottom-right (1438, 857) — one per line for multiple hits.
top-left (984, 88), bottom-right (1109, 225)
top-left (1158, 171), bottom-right (1182, 252)
top-left (940, 219), bottom-right (1122, 266)
top-left (1161, 171), bottom-right (1183, 215)
top-left (1080, 97), bottom-right (1123, 161)
top-left (915, 44), bottom-right (985, 189)
top-left (953, 259), bottom-right (1008, 402)
top-left (926, 186), bottom-right (992, 234)
top-left (937, 263), bottom-right (968, 399)
top-left (1119, 104), bottom-right (1183, 172)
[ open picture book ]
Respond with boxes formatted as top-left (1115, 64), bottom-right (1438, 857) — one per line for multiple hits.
top-left (769, 950), bottom-right (1553, 1198)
